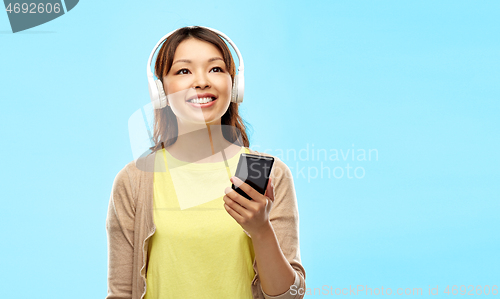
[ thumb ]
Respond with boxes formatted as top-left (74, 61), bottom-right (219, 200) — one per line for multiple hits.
top-left (264, 177), bottom-right (275, 202)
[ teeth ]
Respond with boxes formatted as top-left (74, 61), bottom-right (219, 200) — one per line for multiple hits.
top-left (191, 97), bottom-right (213, 104)
top-left (189, 97), bottom-right (214, 104)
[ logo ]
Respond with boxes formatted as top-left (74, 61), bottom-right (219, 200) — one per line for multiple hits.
top-left (4, 0), bottom-right (78, 33)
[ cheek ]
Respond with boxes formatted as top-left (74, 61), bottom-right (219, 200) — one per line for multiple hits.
top-left (164, 80), bottom-right (190, 101)
top-left (164, 80), bottom-right (181, 94)
top-left (217, 75), bottom-right (233, 96)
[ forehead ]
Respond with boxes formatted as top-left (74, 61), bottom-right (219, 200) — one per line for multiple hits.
top-left (173, 38), bottom-right (223, 60)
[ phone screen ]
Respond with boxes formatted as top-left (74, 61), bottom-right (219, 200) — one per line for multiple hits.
top-left (231, 153), bottom-right (275, 200)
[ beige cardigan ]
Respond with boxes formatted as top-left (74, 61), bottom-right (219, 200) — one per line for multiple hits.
top-left (106, 147), bottom-right (306, 299)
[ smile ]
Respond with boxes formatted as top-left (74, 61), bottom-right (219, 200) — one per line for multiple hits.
top-left (186, 93), bottom-right (218, 108)
top-left (187, 97), bottom-right (215, 104)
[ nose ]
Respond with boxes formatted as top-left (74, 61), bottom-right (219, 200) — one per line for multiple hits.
top-left (192, 70), bottom-right (210, 90)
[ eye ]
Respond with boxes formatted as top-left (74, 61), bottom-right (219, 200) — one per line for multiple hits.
top-left (176, 68), bottom-right (190, 75)
top-left (210, 67), bottom-right (224, 73)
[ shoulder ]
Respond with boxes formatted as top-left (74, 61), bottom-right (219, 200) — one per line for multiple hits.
top-left (113, 150), bottom-right (157, 202)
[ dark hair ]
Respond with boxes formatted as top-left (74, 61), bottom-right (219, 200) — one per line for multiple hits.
top-left (148, 26), bottom-right (251, 153)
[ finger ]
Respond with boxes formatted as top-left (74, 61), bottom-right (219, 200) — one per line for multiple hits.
top-left (264, 177), bottom-right (275, 202)
top-left (231, 176), bottom-right (266, 203)
top-left (224, 186), bottom-right (235, 196)
top-left (223, 195), bottom-right (249, 219)
top-left (225, 186), bottom-right (257, 211)
top-left (224, 201), bottom-right (245, 223)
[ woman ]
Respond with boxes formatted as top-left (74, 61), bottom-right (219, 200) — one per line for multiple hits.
top-left (106, 26), bottom-right (306, 299)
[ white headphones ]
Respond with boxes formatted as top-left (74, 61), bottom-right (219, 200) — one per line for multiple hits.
top-left (147, 26), bottom-right (245, 110)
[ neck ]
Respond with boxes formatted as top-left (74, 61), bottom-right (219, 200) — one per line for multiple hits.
top-left (166, 118), bottom-right (237, 162)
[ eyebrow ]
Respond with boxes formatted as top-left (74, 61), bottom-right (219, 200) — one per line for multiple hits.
top-left (172, 57), bottom-right (223, 66)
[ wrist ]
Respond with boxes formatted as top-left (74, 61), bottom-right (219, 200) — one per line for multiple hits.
top-left (252, 220), bottom-right (273, 240)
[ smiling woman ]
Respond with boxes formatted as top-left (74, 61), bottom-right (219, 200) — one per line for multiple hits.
top-left (106, 26), bottom-right (306, 299)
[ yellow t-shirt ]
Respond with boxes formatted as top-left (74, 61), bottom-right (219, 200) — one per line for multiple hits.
top-left (145, 146), bottom-right (255, 299)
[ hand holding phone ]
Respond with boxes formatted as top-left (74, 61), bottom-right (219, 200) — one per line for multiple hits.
top-left (231, 153), bottom-right (274, 200)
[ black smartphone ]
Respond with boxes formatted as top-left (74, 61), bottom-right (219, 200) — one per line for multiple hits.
top-left (231, 153), bottom-right (275, 200)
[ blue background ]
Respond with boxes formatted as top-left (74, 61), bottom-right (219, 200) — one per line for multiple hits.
top-left (1, 0), bottom-right (498, 297)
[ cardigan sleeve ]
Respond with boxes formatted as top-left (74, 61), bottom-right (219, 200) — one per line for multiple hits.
top-left (261, 270), bottom-right (302, 298)
top-left (105, 166), bottom-right (136, 299)
top-left (254, 157), bottom-right (306, 299)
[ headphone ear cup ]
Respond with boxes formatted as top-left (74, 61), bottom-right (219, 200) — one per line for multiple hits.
top-left (236, 72), bottom-right (244, 104)
top-left (231, 75), bottom-right (239, 103)
top-left (155, 80), bottom-right (168, 108)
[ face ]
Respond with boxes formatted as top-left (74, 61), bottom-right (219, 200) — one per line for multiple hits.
top-left (162, 38), bottom-right (233, 126)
